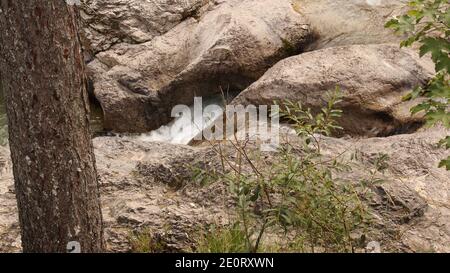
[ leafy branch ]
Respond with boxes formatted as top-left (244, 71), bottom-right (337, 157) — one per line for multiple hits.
top-left (385, 0), bottom-right (450, 170)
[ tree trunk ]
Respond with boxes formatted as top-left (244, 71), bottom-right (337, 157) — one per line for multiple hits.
top-left (0, 1), bottom-right (103, 252)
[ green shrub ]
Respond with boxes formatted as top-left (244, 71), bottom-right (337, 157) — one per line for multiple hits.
top-left (197, 224), bottom-right (249, 253)
top-left (129, 228), bottom-right (168, 253)
top-left (195, 89), bottom-right (386, 253)
top-left (385, 0), bottom-right (450, 170)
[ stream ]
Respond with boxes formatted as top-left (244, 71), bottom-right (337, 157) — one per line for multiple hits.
top-left (137, 95), bottom-right (225, 145)
top-left (0, 94), bottom-right (226, 147)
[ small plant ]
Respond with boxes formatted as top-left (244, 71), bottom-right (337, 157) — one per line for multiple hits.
top-left (195, 89), bottom-right (384, 253)
top-left (278, 87), bottom-right (343, 152)
top-left (197, 224), bottom-right (249, 253)
top-left (385, 0), bottom-right (450, 170)
top-left (129, 228), bottom-right (167, 253)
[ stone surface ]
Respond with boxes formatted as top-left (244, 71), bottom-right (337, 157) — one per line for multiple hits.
top-left (232, 44), bottom-right (435, 137)
top-left (80, 0), bottom-right (211, 54)
top-left (1, 0), bottom-right (448, 254)
top-left (85, 0), bottom-right (312, 132)
top-left (80, 0), bottom-right (414, 134)
top-left (292, 0), bottom-right (407, 50)
top-left (0, 126), bottom-right (448, 252)
top-left (317, 127), bottom-right (450, 252)
top-left (0, 138), bottom-right (229, 252)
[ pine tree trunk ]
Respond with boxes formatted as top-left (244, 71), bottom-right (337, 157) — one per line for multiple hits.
top-left (0, 1), bottom-right (104, 252)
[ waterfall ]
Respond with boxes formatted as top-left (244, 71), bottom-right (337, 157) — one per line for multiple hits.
top-left (137, 95), bottom-right (225, 145)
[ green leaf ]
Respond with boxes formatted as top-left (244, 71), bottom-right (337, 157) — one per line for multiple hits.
top-left (435, 54), bottom-right (450, 73)
top-left (420, 38), bottom-right (444, 55)
top-left (439, 136), bottom-right (450, 149)
top-left (385, 18), bottom-right (400, 28)
top-left (411, 102), bottom-right (430, 114)
top-left (407, 9), bottom-right (424, 19)
top-left (250, 185), bottom-right (261, 202)
top-left (438, 156), bottom-right (450, 170)
top-left (425, 109), bottom-right (450, 127)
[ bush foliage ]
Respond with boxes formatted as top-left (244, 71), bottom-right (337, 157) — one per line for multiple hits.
top-left (385, 0), bottom-right (450, 169)
top-left (196, 90), bottom-right (387, 253)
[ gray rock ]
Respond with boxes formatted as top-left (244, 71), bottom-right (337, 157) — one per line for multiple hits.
top-left (292, 0), bottom-right (408, 50)
top-left (0, 138), bottom-right (228, 252)
top-left (232, 44), bottom-right (434, 137)
top-left (320, 127), bottom-right (450, 252)
top-left (366, 241), bottom-right (381, 253)
top-left (80, 0), bottom-right (211, 54)
top-left (81, 0), bottom-right (413, 133)
top-left (0, 127), bottom-right (448, 252)
top-left (85, 0), bottom-right (312, 132)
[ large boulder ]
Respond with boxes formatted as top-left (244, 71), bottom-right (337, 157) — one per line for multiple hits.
top-left (85, 0), bottom-right (312, 132)
top-left (80, 0), bottom-right (211, 54)
top-left (292, 0), bottom-right (407, 50)
top-left (232, 44), bottom-right (435, 137)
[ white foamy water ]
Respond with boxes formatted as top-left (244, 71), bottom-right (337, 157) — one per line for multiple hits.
top-left (137, 96), bottom-right (225, 145)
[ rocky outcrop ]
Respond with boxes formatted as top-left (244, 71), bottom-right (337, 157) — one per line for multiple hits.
top-left (292, 0), bottom-right (407, 50)
top-left (80, 0), bottom-right (211, 54)
top-left (232, 44), bottom-right (434, 137)
top-left (84, 0), bottom-right (312, 132)
top-left (92, 138), bottom-right (227, 252)
top-left (317, 127), bottom-right (449, 252)
top-left (1, 126), bottom-right (449, 252)
top-left (1, 0), bottom-right (446, 254)
top-left (80, 0), bottom-right (417, 134)
top-left (0, 139), bottom-right (229, 252)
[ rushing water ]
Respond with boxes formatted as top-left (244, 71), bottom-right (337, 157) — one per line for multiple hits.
top-left (0, 94), bottom-right (228, 146)
top-left (137, 95), bottom-right (226, 145)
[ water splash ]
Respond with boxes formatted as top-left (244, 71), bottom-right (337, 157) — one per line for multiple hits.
top-left (0, 94), bottom-right (228, 146)
top-left (137, 95), bottom-right (225, 145)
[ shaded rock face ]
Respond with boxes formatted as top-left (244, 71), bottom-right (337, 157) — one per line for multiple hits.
top-left (317, 127), bottom-right (450, 252)
top-left (0, 139), bottom-right (229, 253)
top-left (232, 44), bottom-right (434, 137)
top-left (84, 0), bottom-right (312, 133)
top-left (80, 0), bottom-right (211, 54)
top-left (292, 0), bottom-right (407, 50)
top-left (0, 128), bottom-right (448, 252)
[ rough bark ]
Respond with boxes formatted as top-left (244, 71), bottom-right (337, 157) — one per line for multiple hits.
top-left (0, 1), bottom-right (103, 252)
